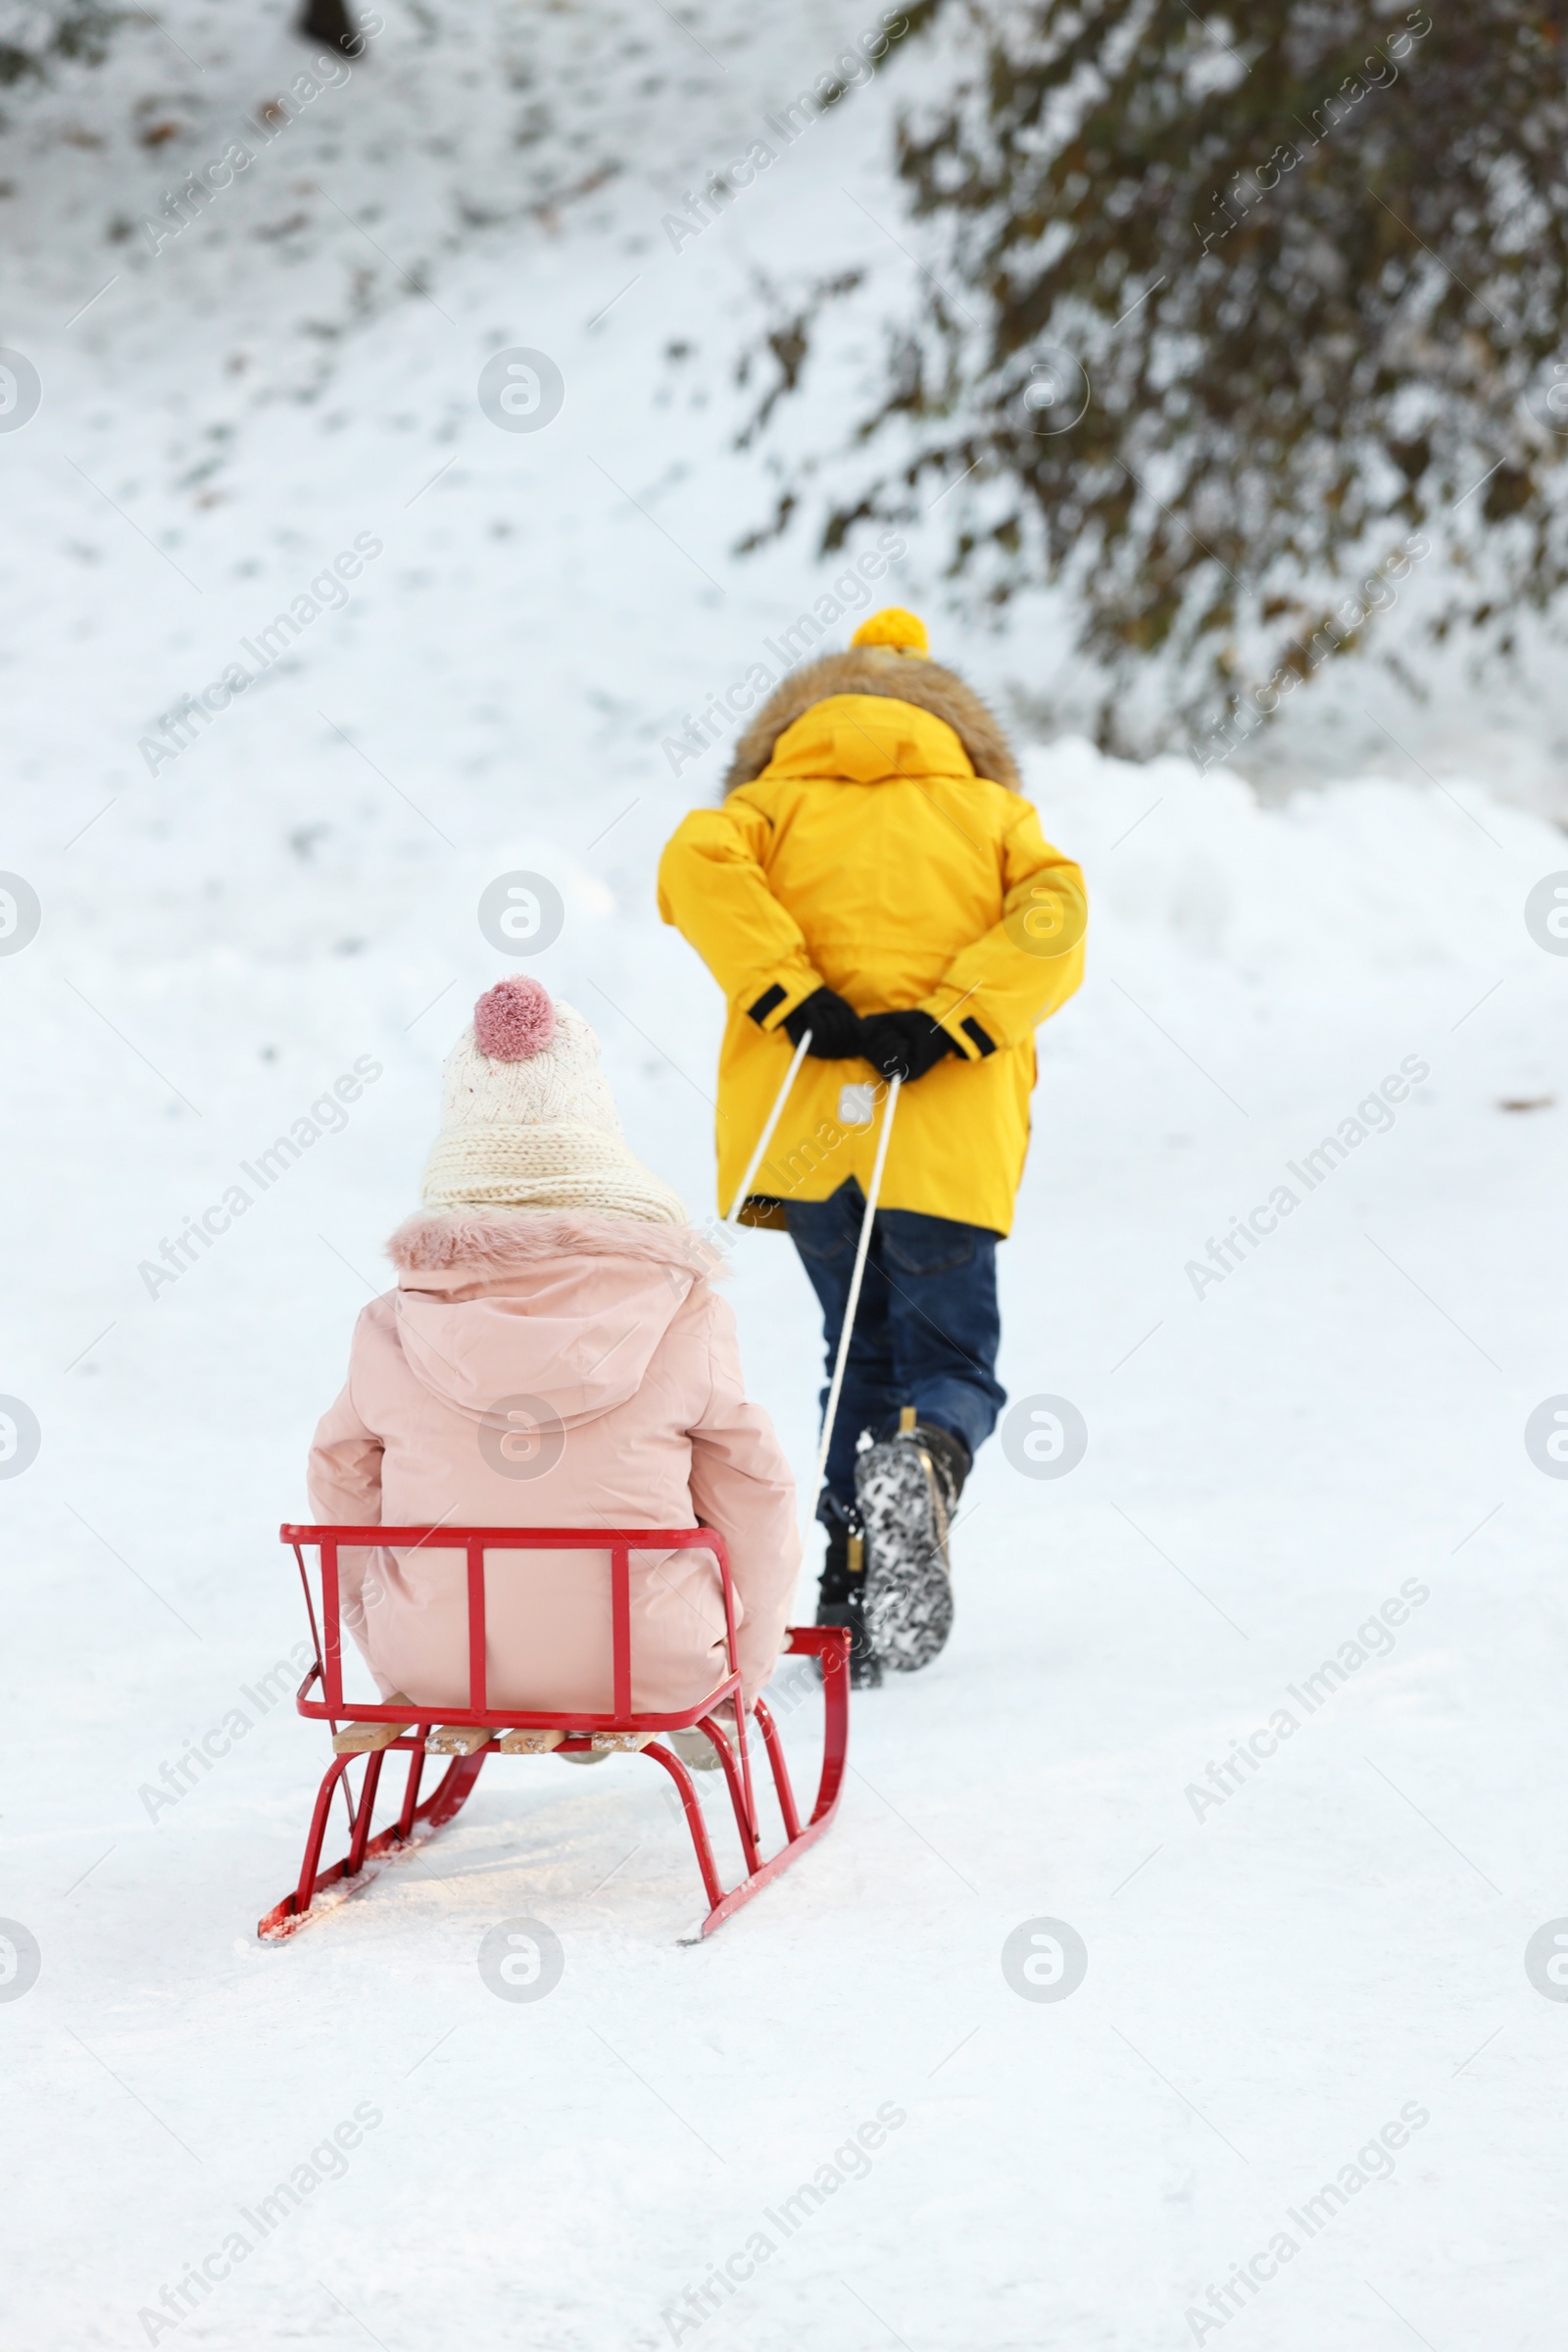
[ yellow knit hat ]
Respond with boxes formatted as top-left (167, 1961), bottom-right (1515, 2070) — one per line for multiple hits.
top-left (851, 607), bottom-right (929, 656)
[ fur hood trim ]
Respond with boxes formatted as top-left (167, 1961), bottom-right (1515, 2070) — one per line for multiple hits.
top-left (388, 1207), bottom-right (725, 1279)
top-left (723, 647), bottom-right (1021, 796)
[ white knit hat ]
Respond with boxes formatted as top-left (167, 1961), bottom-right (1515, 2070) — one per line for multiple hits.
top-left (418, 978), bottom-right (688, 1225)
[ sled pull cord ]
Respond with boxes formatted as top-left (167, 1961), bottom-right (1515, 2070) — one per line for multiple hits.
top-left (725, 1027), bottom-right (814, 1228)
top-left (813, 1075), bottom-right (902, 1494)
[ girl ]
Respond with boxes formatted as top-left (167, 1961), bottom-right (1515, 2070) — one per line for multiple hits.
top-left (307, 977), bottom-right (799, 1762)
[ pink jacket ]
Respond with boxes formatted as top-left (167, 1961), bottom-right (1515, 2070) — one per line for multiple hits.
top-left (307, 1211), bottom-right (801, 1715)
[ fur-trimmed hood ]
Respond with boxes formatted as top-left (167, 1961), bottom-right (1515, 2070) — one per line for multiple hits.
top-left (311, 1211), bottom-right (799, 1714)
top-left (723, 646), bottom-right (1021, 796)
top-left (387, 1207), bottom-right (724, 1281)
top-left (383, 1210), bottom-right (725, 1430)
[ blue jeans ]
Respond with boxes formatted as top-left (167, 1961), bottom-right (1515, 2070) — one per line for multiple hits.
top-left (785, 1183), bottom-right (1006, 1515)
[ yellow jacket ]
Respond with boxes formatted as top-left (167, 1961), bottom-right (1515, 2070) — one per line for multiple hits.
top-left (657, 692), bottom-right (1086, 1235)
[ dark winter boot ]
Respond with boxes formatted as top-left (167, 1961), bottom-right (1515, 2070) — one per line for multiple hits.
top-left (857, 1411), bottom-right (970, 1673)
top-left (816, 1510), bottom-right (882, 1690)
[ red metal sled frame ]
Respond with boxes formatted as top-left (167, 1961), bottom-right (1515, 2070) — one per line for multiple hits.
top-left (260, 1524), bottom-right (850, 1941)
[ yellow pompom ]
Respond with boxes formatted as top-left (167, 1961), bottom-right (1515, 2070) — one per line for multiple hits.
top-left (851, 607), bottom-right (929, 656)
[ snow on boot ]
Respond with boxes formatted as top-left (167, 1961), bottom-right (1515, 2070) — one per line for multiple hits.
top-left (858, 1415), bottom-right (970, 1673)
top-left (816, 1515), bottom-right (881, 1690)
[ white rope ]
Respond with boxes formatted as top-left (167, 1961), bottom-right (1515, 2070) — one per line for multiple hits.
top-left (812, 1075), bottom-right (902, 1495)
top-left (724, 1027), bottom-right (813, 1228)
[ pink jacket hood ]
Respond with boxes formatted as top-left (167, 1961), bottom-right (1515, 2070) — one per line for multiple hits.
top-left (312, 1207), bottom-right (800, 1714)
top-left (386, 1208), bottom-right (724, 1429)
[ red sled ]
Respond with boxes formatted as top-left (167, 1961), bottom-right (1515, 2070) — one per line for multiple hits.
top-left (259, 1524), bottom-right (850, 1942)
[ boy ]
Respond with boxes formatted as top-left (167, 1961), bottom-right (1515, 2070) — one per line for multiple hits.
top-left (657, 607), bottom-right (1086, 1684)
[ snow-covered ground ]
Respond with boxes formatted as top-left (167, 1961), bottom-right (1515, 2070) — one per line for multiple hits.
top-left (5, 6), bottom-right (1568, 2347)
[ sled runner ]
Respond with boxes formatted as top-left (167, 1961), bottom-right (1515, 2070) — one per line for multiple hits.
top-left (258, 1524), bottom-right (850, 1942)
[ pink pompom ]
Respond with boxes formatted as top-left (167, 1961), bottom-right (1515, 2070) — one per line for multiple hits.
top-left (473, 976), bottom-right (556, 1060)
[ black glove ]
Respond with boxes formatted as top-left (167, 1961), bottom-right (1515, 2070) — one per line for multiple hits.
top-left (778, 986), bottom-right (868, 1061)
top-left (859, 1009), bottom-right (956, 1084)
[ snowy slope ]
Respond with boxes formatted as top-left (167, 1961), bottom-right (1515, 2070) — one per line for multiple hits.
top-left (4, 7), bottom-right (1568, 2349)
